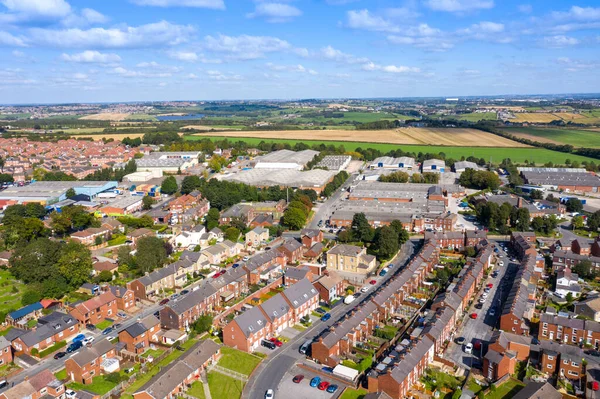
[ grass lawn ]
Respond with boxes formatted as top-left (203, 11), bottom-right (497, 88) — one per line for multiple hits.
top-left (108, 234), bottom-right (127, 246)
top-left (487, 378), bottom-right (525, 399)
top-left (141, 348), bottom-right (165, 359)
top-left (95, 319), bottom-right (113, 330)
top-left (0, 327), bottom-right (13, 337)
top-left (54, 369), bottom-right (68, 381)
top-left (467, 378), bottom-right (484, 394)
top-left (339, 387), bottom-right (369, 399)
top-left (187, 136), bottom-right (597, 165)
top-left (207, 372), bottom-right (244, 399)
top-left (26, 319), bottom-right (38, 328)
top-left (217, 347), bottom-right (262, 376)
top-left (187, 381), bottom-right (207, 399)
top-left (38, 341), bottom-right (66, 358)
top-left (0, 269), bottom-right (24, 314)
top-left (67, 374), bottom-right (120, 395)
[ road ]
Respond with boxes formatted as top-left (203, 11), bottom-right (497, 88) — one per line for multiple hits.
top-left (243, 241), bottom-right (417, 399)
top-left (444, 244), bottom-right (515, 369)
top-left (307, 173), bottom-right (357, 230)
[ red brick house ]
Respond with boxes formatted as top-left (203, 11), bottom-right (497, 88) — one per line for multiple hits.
top-left (127, 228), bottom-right (155, 247)
top-left (0, 369), bottom-right (65, 399)
top-left (301, 229), bottom-right (323, 248)
top-left (65, 339), bottom-right (117, 384)
top-left (70, 227), bottom-right (111, 246)
top-left (118, 315), bottom-right (161, 354)
top-left (313, 272), bottom-right (344, 304)
top-left (276, 239), bottom-right (303, 264)
top-left (68, 291), bottom-right (118, 326)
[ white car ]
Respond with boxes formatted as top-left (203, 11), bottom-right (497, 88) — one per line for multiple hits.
top-left (479, 297), bottom-right (486, 304)
top-left (344, 295), bottom-right (356, 305)
top-left (481, 292), bottom-right (488, 299)
top-left (464, 343), bottom-right (473, 354)
top-left (498, 261), bottom-right (504, 267)
top-left (265, 389), bottom-right (274, 399)
top-left (65, 389), bottom-right (77, 398)
top-left (83, 336), bottom-right (94, 346)
top-left (360, 287), bottom-right (370, 293)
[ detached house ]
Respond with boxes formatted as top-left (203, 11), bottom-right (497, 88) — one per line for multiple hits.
top-left (277, 239), bottom-right (303, 264)
top-left (313, 272), bottom-right (344, 304)
top-left (70, 227), bottom-right (111, 246)
top-left (245, 227), bottom-right (269, 247)
top-left (327, 244), bottom-right (377, 275)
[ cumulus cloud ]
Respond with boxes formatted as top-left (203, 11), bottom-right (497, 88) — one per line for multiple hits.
top-left (111, 66), bottom-right (172, 78)
top-left (0, 30), bottom-right (26, 47)
top-left (265, 63), bottom-right (317, 74)
top-left (247, 3), bottom-right (302, 23)
top-left (551, 6), bottom-right (600, 22)
top-left (306, 45), bottom-right (370, 65)
top-left (61, 50), bottom-right (121, 64)
top-left (130, 0), bottom-right (225, 9)
top-left (29, 21), bottom-right (195, 48)
top-left (362, 62), bottom-right (421, 74)
top-left (424, 0), bottom-right (494, 13)
top-left (205, 69), bottom-right (243, 81)
top-left (518, 4), bottom-right (532, 14)
top-left (346, 9), bottom-right (399, 33)
top-left (203, 34), bottom-right (291, 59)
top-left (168, 50), bottom-right (199, 62)
top-left (0, 0), bottom-right (72, 23)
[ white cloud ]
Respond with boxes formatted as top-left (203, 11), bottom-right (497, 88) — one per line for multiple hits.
top-left (346, 9), bottom-right (399, 33)
top-left (0, 31), bottom-right (26, 47)
top-left (541, 35), bottom-right (580, 48)
top-left (61, 50), bottom-right (121, 64)
top-left (362, 62), bottom-right (420, 73)
top-left (203, 34), bottom-right (291, 59)
top-left (111, 66), bottom-right (172, 78)
top-left (556, 57), bottom-right (599, 71)
top-left (385, 7), bottom-right (421, 20)
top-left (307, 45), bottom-right (370, 65)
top-left (29, 21), bottom-right (195, 48)
top-left (187, 73), bottom-right (199, 79)
top-left (130, 0), bottom-right (225, 9)
top-left (73, 72), bottom-right (88, 80)
top-left (0, 0), bottom-right (72, 23)
top-left (265, 63), bottom-right (317, 74)
top-left (168, 50), bottom-right (198, 62)
top-left (518, 4), bottom-right (532, 14)
top-left (12, 50), bottom-right (24, 57)
top-left (424, 0), bottom-right (494, 13)
top-left (551, 6), bottom-right (600, 22)
top-left (247, 3), bottom-right (302, 23)
top-left (388, 35), bottom-right (454, 51)
top-left (80, 8), bottom-right (109, 24)
top-left (205, 69), bottom-right (243, 81)
top-left (136, 61), bottom-right (182, 72)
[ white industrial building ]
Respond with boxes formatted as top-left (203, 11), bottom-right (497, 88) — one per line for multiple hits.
top-left (135, 151), bottom-right (200, 173)
top-left (254, 149), bottom-right (319, 170)
top-left (369, 156), bottom-right (415, 170)
top-left (422, 159), bottom-right (446, 173)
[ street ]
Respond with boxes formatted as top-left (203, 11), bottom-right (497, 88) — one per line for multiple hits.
top-left (307, 173), bottom-right (357, 230)
top-left (444, 244), bottom-right (515, 369)
top-left (243, 241), bottom-right (417, 399)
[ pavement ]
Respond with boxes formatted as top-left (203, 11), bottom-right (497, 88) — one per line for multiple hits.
top-left (243, 241), bottom-right (417, 399)
top-left (444, 244), bottom-right (514, 369)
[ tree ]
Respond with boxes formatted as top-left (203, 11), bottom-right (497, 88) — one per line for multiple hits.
top-left (436, 268), bottom-right (450, 286)
top-left (352, 213), bottom-right (374, 242)
top-left (135, 236), bottom-right (167, 274)
top-left (142, 195), bottom-right (155, 210)
top-left (95, 270), bottom-right (114, 283)
top-left (282, 207), bottom-right (307, 230)
top-left (205, 208), bottom-right (220, 230)
top-left (192, 314), bottom-right (214, 334)
top-left (589, 211), bottom-right (600, 232)
top-left (376, 226), bottom-right (399, 259)
top-left (512, 207), bottom-right (530, 231)
top-left (117, 245), bottom-right (135, 268)
top-left (21, 290), bottom-right (43, 306)
top-left (530, 189), bottom-right (543, 200)
top-left (573, 259), bottom-right (595, 280)
top-left (56, 241), bottom-right (93, 288)
top-left (66, 188), bottom-right (76, 198)
top-left (10, 238), bottom-right (62, 285)
top-left (160, 176), bottom-right (178, 195)
top-left (224, 227), bottom-right (241, 242)
top-left (572, 215), bottom-right (585, 230)
top-left (566, 198), bottom-right (584, 213)
top-left (181, 175), bottom-right (202, 194)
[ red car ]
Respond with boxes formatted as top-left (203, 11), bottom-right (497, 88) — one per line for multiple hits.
top-left (159, 298), bottom-right (170, 305)
top-left (318, 381), bottom-right (330, 391)
top-left (293, 375), bottom-right (304, 383)
top-left (470, 313), bottom-right (478, 319)
top-left (269, 337), bottom-right (283, 347)
top-left (486, 283), bottom-right (493, 288)
top-left (369, 280), bottom-right (377, 285)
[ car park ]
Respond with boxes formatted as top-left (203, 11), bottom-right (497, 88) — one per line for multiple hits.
top-left (310, 377), bottom-right (321, 387)
top-left (464, 343), bottom-right (473, 354)
top-left (293, 375), bottom-right (304, 383)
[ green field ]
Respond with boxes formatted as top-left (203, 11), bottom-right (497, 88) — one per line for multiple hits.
top-left (503, 127), bottom-right (600, 148)
top-left (454, 112), bottom-right (497, 122)
top-left (187, 135), bottom-right (599, 165)
top-left (125, 114), bottom-right (158, 121)
top-left (0, 113), bottom-right (31, 120)
top-left (217, 347), bottom-right (262, 376)
top-left (0, 269), bottom-right (24, 315)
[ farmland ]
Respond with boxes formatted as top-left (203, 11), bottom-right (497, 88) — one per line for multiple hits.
top-left (511, 112), bottom-right (600, 124)
top-left (187, 135), bottom-right (598, 165)
top-left (503, 127), bottom-right (600, 148)
top-left (80, 113), bottom-right (130, 121)
top-left (189, 128), bottom-right (528, 148)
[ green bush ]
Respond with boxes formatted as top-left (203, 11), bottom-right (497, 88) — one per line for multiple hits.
top-left (31, 348), bottom-right (39, 356)
top-left (104, 372), bottom-right (123, 384)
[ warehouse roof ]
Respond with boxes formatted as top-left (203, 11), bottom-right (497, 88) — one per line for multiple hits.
top-left (221, 168), bottom-right (336, 188)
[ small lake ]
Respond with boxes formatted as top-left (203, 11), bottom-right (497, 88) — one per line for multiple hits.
top-left (156, 113), bottom-right (205, 121)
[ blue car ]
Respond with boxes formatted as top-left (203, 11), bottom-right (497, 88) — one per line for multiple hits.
top-left (102, 327), bottom-right (113, 335)
top-left (232, 263), bottom-right (240, 268)
top-left (72, 334), bottom-right (85, 343)
top-left (310, 377), bottom-right (321, 387)
top-left (327, 384), bottom-right (338, 393)
top-left (320, 313), bottom-right (331, 322)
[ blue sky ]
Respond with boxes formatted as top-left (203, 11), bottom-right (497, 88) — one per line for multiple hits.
top-left (1, 0), bottom-right (599, 104)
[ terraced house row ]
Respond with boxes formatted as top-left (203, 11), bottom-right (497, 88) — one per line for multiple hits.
top-left (366, 239), bottom-right (494, 399)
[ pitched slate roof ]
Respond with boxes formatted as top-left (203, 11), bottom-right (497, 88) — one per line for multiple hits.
top-left (233, 306), bottom-right (269, 338)
top-left (70, 339), bottom-right (115, 367)
top-left (260, 293), bottom-right (291, 322)
top-left (282, 278), bottom-right (318, 309)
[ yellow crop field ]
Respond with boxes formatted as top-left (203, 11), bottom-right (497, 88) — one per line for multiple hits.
top-left (80, 113), bottom-right (130, 121)
top-left (192, 127), bottom-right (529, 147)
top-left (512, 112), bottom-right (590, 123)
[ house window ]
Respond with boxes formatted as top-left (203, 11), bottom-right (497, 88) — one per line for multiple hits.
top-left (547, 364), bottom-right (553, 369)
top-left (568, 370), bottom-right (578, 376)
top-left (563, 360), bottom-right (569, 364)
top-left (548, 355), bottom-right (554, 360)
top-left (572, 362), bottom-right (579, 367)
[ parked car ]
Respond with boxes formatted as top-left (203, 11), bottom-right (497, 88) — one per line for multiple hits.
top-left (479, 297), bottom-right (486, 304)
top-left (265, 389), bottom-right (274, 399)
top-left (465, 343), bottom-right (473, 354)
top-left (83, 336), bottom-right (95, 346)
top-left (585, 350), bottom-right (600, 357)
top-left (486, 283), bottom-right (493, 288)
top-left (102, 327), bottom-right (113, 335)
top-left (170, 293), bottom-right (180, 300)
top-left (53, 352), bottom-right (66, 359)
top-left (344, 295), bottom-right (356, 305)
top-left (113, 323), bottom-right (122, 329)
top-left (360, 286), bottom-right (369, 293)
top-left (65, 389), bottom-right (77, 399)
top-left (293, 375), bottom-right (304, 383)
top-left (498, 261), bottom-right (504, 267)
top-left (73, 334), bottom-right (86, 343)
top-left (261, 340), bottom-right (276, 350)
top-left (0, 380), bottom-right (7, 390)
top-left (327, 384), bottom-right (338, 393)
top-left (470, 313), bottom-right (478, 319)
top-left (310, 377), bottom-right (321, 387)
top-left (473, 340), bottom-right (482, 350)
top-left (369, 280), bottom-right (377, 285)
top-left (321, 367), bottom-right (334, 373)
top-left (117, 312), bottom-right (127, 318)
top-left (232, 263), bottom-right (240, 268)
top-left (159, 298), bottom-right (170, 305)
top-left (67, 341), bottom-right (83, 353)
top-left (455, 337), bottom-right (466, 345)
top-left (269, 337), bottom-right (283, 347)
top-left (180, 290), bottom-right (189, 295)
top-left (321, 313), bottom-right (331, 322)
top-left (318, 381), bottom-right (330, 391)
top-left (85, 324), bottom-right (96, 331)
top-left (475, 303), bottom-right (483, 309)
